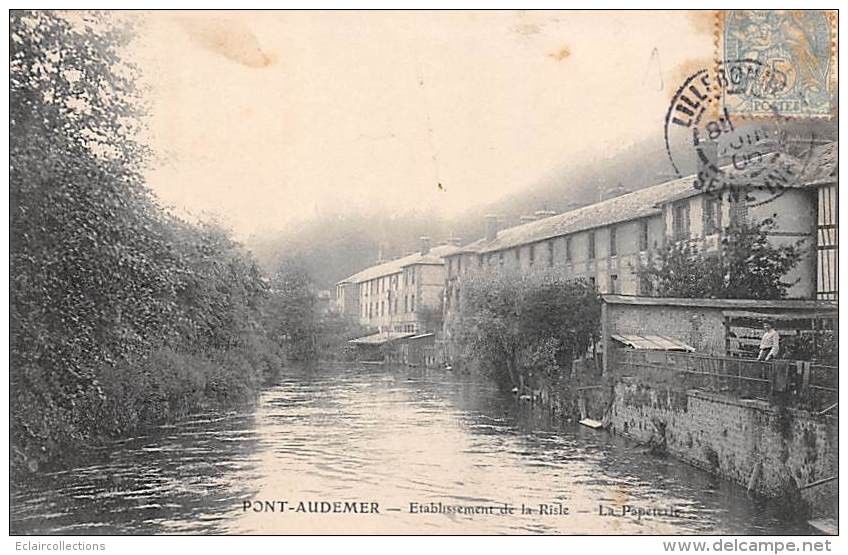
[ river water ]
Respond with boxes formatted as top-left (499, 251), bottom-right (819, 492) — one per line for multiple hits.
top-left (11, 364), bottom-right (807, 535)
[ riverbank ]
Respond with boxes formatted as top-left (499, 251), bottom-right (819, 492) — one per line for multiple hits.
top-left (11, 342), bottom-right (286, 478)
top-left (494, 359), bottom-right (837, 528)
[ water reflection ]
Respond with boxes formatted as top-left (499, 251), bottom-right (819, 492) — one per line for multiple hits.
top-left (11, 365), bottom-right (808, 534)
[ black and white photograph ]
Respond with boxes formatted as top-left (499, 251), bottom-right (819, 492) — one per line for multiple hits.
top-left (7, 7), bottom-right (840, 541)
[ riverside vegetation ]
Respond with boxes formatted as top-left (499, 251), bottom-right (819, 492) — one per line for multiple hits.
top-left (447, 218), bottom-right (814, 414)
top-left (9, 11), bottom-right (329, 474)
top-left (449, 271), bottom-right (602, 394)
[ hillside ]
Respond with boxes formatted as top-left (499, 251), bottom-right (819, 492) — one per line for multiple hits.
top-left (248, 119), bottom-right (835, 289)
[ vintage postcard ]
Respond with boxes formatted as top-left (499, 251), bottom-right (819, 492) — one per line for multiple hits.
top-left (8, 8), bottom-right (839, 542)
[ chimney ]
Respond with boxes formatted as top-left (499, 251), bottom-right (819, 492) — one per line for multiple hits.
top-left (419, 236), bottom-right (431, 255)
top-left (485, 215), bottom-right (499, 241)
top-left (534, 209), bottom-right (557, 219)
top-left (520, 215), bottom-right (537, 224)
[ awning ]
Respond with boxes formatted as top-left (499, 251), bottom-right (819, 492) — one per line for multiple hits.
top-left (611, 334), bottom-right (695, 352)
top-left (348, 332), bottom-right (416, 346)
top-left (408, 333), bottom-right (435, 341)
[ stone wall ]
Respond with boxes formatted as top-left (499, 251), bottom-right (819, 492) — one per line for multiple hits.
top-left (609, 378), bottom-right (838, 517)
top-left (600, 297), bottom-right (841, 370)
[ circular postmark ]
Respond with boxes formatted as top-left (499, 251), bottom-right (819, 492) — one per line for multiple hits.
top-left (664, 59), bottom-right (818, 207)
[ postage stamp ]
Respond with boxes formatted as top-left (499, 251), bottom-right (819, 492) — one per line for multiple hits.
top-left (718, 10), bottom-right (836, 118)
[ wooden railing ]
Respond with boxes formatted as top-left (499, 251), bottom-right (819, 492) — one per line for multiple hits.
top-left (618, 349), bottom-right (838, 412)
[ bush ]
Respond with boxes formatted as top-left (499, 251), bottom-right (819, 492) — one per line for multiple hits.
top-left (449, 269), bottom-right (601, 391)
top-left (636, 217), bottom-right (804, 299)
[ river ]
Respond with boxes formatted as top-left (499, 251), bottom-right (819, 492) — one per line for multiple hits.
top-left (10, 364), bottom-right (808, 535)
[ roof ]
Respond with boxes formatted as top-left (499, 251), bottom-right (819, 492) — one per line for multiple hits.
top-left (339, 244), bottom-right (461, 285)
top-left (449, 141), bottom-right (837, 257)
top-left (799, 142), bottom-right (838, 186)
top-left (660, 151), bottom-right (811, 204)
top-left (602, 294), bottom-right (839, 312)
top-left (454, 176), bottom-right (695, 255)
top-left (348, 331), bottom-right (416, 345)
top-left (723, 310), bottom-right (839, 321)
top-left (611, 334), bottom-right (695, 351)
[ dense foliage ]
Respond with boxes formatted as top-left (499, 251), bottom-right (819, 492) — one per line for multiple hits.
top-left (9, 11), bottom-right (313, 473)
top-left (264, 260), bottom-right (318, 361)
top-left (636, 218), bottom-right (804, 300)
top-left (450, 271), bottom-right (601, 391)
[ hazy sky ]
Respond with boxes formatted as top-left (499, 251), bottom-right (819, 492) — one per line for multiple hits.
top-left (131, 10), bottom-right (715, 238)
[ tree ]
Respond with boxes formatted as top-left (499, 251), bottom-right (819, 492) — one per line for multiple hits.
top-left (10, 11), bottom-right (289, 472)
top-left (10, 11), bottom-right (173, 406)
top-left (452, 270), bottom-right (601, 390)
top-left (265, 259), bottom-right (317, 361)
top-left (637, 217), bottom-right (804, 299)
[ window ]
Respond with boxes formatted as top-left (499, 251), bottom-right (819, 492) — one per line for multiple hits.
top-left (565, 237), bottom-right (572, 262)
top-left (609, 226), bottom-right (617, 257)
top-left (639, 220), bottom-right (649, 251)
top-left (609, 274), bottom-right (619, 294)
top-left (411, 295), bottom-right (416, 312)
top-left (457, 256), bottom-right (462, 274)
top-left (730, 197), bottom-right (749, 226)
top-left (448, 259), bottom-right (453, 274)
top-left (404, 295), bottom-right (408, 312)
top-left (514, 248), bottom-right (520, 264)
top-left (411, 268), bottom-right (415, 284)
top-left (529, 244), bottom-right (535, 266)
top-left (704, 196), bottom-right (721, 234)
top-left (588, 231), bottom-right (596, 259)
top-left (478, 255), bottom-right (483, 269)
top-left (499, 252), bottom-right (504, 266)
top-left (673, 202), bottom-right (691, 240)
top-left (547, 241), bottom-right (555, 267)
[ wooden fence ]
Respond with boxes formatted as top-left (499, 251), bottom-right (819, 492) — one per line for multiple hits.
top-left (618, 349), bottom-right (838, 412)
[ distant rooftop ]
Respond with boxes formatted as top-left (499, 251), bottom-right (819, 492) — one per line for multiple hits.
top-left (455, 176), bottom-right (694, 255)
top-left (339, 243), bottom-right (461, 285)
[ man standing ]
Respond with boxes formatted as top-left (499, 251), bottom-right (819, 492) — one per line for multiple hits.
top-left (757, 322), bottom-right (780, 361)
